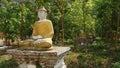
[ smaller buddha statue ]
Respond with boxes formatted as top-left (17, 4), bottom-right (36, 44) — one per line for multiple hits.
top-left (79, 30), bottom-right (86, 39)
top-left (79, 30), bottom-right (87, 45)
top-left (19, 7), bottom-right (54, 50)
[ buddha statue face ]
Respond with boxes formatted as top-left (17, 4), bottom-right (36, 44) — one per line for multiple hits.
top-left (38, 7), bottom-right (47, 20)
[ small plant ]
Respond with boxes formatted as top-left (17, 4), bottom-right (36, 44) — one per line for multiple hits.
top-left (112, 62), bottom-right (120, 68)
top-left (0, 59), bottom-right (18, 68)
top-left (0, 55), bottom-right (18, 68)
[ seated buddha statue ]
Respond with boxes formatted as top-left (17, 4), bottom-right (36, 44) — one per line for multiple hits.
top-left (79, 30), bottom-right (87, 45)
top-left (19, 7), bottom-right (54, 50)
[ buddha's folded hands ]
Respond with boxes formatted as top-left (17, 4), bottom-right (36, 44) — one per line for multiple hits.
top-left (34, 39), bottom-right (43, 43)
top-left (32, 35), bottom-right (43, 40)
top-left (34, 38), bottom-right (52, 44)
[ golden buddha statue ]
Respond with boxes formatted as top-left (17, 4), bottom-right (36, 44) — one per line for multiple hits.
top-left (79, 30), bottom-right (86, 38)
top-left (79, 30), bottom-right (87, 45)
top-left (19, 7), bottom-right (54, 50)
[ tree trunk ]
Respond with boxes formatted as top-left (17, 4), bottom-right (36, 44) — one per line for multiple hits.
top-left (115, 11), bottom-right (120, 48)
top-left (82, 0), bottom-right (86, 32)
top-left (20, 3), bottom-right (24, 40)
top-left (61, 0), bottom-right (64, 45)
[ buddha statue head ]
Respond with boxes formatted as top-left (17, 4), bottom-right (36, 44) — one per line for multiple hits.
top-left (38, 7), bottom-right (47, 20)
top-left (80, 30), bottom-right (84, 33)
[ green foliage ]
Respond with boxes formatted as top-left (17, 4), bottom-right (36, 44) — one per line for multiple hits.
top-left (66, 41), bottom-right (120, 68)
top-left (0, 54), bottom-right (18, 68)
top-left (93, 0), bottom-right (120, 42)
top-left (0, 0), bottom-right (95, 45)
top-left (0, 0), bottom-right (37, 40)
top-left (0, 59), bottom-right (18, 68)
top-left (0, 0), bottom-right (20, 39)
top-left (112, 62), bottom-right (120, 68)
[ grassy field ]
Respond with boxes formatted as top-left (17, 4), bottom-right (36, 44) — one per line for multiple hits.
top-left (65, 41), bottom-right (120, 68)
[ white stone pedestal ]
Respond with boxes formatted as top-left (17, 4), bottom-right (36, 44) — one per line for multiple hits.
top-left (54, 57), bottom-right (66, 68)
top-left (7, 46), bottom-right (70, 68)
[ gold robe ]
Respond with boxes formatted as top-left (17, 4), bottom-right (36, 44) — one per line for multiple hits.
top-left (32, 19), bottom-right (54, 38)
top-left (32, 19), bottom-right (54, 48)
top-left (20, 19), bottom-right (54, 50)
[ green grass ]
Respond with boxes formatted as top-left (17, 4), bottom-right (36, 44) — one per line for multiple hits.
top-left (65, 41), bottom-right (120, 68)
top-left (0, 54), bottom-right (18, 68)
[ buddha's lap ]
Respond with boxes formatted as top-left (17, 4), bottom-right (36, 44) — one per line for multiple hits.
top-left (36, 42), bottom-right (52, 48)
top-left (20, 41), bottom-right (52, 48)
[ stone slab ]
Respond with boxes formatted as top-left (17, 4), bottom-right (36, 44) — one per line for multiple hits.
top-left (7, 46), bottom-right (70, 68)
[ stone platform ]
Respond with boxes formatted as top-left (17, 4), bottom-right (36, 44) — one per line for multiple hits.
top-left (7, 46), bottom-right (70, 68)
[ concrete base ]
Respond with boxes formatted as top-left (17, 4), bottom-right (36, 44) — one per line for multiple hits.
top-left (0, 46), bottom-right (6, 50)
top-left (54, 57), bottom-right (66, 68)
top-left (18, 63), bottom-right (36, 68)
top-left (7, 46), bottom-right (70, 68)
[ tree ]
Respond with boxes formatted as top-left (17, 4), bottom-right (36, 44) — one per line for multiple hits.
top-left (0, 0), bottom-right (20, 45)
top-left (94, 0), bottom-right (120, 42)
